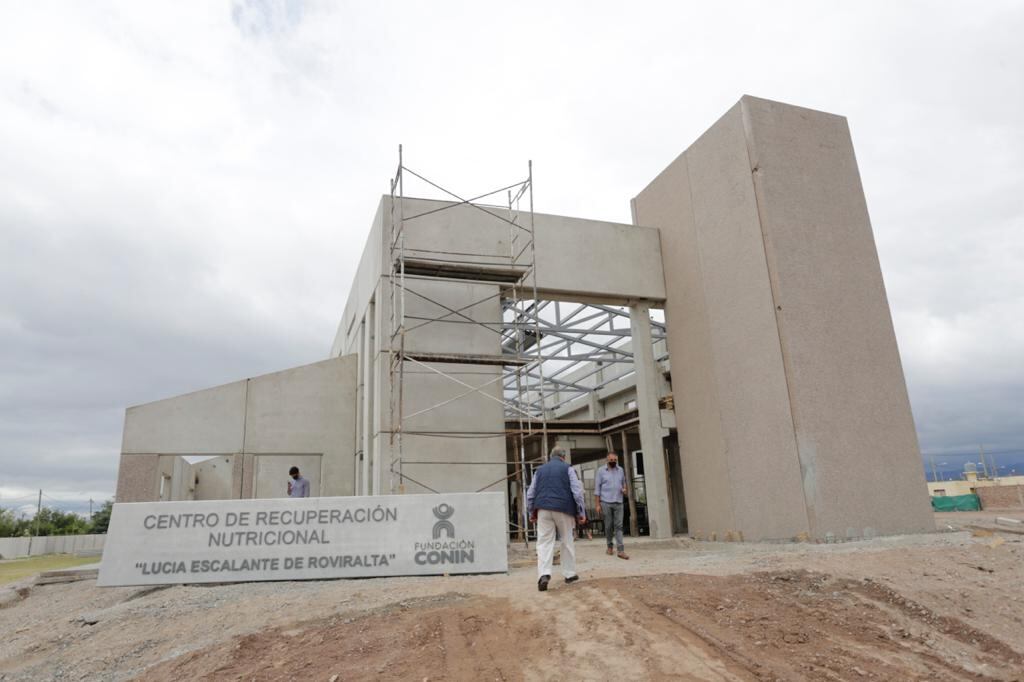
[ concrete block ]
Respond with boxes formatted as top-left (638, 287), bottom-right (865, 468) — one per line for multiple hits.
top-left (98, 492), bottom-right (508, 586)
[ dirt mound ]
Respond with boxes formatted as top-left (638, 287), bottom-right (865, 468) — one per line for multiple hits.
top-left (139, 570), bottom-right (1024, 681)
top-left (140, 593), bottom-right (552, 681)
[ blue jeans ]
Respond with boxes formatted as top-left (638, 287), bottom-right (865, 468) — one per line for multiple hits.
top-left (602, 502), bottom-right (624, 552)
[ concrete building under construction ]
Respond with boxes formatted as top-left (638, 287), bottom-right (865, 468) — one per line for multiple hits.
top-left (114, 96), bottom-right (935, 542)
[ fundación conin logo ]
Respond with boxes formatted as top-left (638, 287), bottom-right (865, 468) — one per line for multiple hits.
top-left (414, 502), bottom-right (476, 565)
top-left (432, 503), bottom-right (455, 538)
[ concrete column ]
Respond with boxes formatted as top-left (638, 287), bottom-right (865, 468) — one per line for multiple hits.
top-left (629, 302), bottom-right (672, 538)
top-left (361, 301), bottom-right (374, 496)
top-left (371, 294), bottom-right (388, 496)
top-left (354, 322), bottom-right (364, 496)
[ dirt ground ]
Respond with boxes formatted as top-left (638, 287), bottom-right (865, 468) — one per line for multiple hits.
top-left (1, 512), bottom-right (1022, 681)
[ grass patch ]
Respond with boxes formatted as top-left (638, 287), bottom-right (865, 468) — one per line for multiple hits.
top-left (0, 555), bottom-right (100, 585)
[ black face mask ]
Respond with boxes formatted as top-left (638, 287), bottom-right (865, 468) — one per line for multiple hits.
top-left (608, 461), bottom-right (617, 468)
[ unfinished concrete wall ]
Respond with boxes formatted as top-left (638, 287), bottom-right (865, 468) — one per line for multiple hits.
top-left (116, 356), bottom-right (358, 502)
top-left (157, 455), bottom-right (194, 501)
top-left (244, 356), bottom-right (357, 496)
top-left (397, 363), bottom-right (506, 494)
top-left (122, 381), bottom-right (247, 455)
top-left (332, 195), bottom-right (671, 503)
top-left (331, 197), bottom-right (668, 358)
top-left (193, 455), bottom-right (238, 500)
top-left (633, 95), bottom-right (933, 541)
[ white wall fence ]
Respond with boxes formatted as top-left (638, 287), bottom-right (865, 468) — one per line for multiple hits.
top-left (0, 534), bottom-right (106, 559)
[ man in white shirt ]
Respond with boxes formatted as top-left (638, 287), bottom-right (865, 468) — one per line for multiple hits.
top-left (287, 466), bottom-right (310, 498)
top-left (594, 452), bottom-right (629, 559)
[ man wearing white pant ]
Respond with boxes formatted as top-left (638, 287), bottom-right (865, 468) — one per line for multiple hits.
top-left (526, 447), bottom-right (586, 592)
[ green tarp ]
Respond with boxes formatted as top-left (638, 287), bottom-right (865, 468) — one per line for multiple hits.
top-left (931, 494), bottom-right (981, 511)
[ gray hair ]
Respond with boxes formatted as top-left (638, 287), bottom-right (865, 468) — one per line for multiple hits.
top-left (549, 447), bottom-right (567, 460)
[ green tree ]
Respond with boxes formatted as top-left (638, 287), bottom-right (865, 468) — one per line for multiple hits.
top-left (0, 508), bottom-right (20, 538)
top-left (17, 507), bottom-right (90, 536)
top-left (88, 500), bottom-right (113, 534)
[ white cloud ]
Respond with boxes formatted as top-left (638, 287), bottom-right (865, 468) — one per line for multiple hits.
top-left (1, 1), bottom-right (1022, 509)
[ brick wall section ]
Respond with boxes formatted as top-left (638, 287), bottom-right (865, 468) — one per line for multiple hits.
top-left (977, 485), bottom-right (1024, 510)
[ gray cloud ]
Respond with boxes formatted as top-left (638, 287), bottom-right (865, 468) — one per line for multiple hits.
top-left (1, 1), bottom-right (1022, 512)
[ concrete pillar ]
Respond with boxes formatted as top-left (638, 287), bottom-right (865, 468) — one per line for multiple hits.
top-left (587, 390), bottom-right (605, 420)
top-left (361, 301), bottom-right (375, 496)
top-left (372, 279), bottom-right (389, 495)
top-left (629, 302), bottom-right (673, 538)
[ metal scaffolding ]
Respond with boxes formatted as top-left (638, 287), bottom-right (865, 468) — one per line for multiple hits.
top-left (386, 147), bottom-right (546, 541)
top-left (385, 148), bottom-right (669, 543)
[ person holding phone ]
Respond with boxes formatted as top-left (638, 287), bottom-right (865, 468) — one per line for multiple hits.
top-left (287, 466), bottom-right (310, 498)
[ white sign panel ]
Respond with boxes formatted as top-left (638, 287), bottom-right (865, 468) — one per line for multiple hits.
top-left (98, 492), bottom-right (507, 586)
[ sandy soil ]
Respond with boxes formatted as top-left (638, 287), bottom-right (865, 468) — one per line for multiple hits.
top-left (1, 515), bottom-right (1022, 681)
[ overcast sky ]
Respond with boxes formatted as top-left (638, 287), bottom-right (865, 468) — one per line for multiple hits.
top-left (1, 1), bottom-right (1022, 515)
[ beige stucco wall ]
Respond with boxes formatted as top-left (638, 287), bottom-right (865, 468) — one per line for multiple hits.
top-left (633, 95), bottom-right (933, 540)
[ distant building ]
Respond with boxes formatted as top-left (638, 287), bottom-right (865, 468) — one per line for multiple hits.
top-left (928, 464), bottom-right (1024, 509)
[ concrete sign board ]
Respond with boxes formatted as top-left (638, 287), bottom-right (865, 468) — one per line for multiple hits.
top-left (97, 492), bottom-right (507, 586)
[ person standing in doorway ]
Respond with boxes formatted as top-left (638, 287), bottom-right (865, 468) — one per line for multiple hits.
top-left (287, 466), bottom-right (310, 498)
top-left (526, 447), bottom-right (586, 591)
top-left (594, 452), bottom-right (629, 559)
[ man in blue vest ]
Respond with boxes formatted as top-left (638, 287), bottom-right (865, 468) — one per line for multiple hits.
top-left (526, 447), bottom-right (586, 591)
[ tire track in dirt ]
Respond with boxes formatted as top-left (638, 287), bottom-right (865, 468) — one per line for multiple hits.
top-left (609, 570), bottom-right (1024, 680)
top-left (136, 570), bottom-right (1024, 681)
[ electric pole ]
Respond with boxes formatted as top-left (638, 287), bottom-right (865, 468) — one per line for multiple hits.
top-left (27, 489), bottom-right (42, 555)
top-left (89, 498), bottom-right (94, 519)
top-left (979, 445), bottom-right (990, 479)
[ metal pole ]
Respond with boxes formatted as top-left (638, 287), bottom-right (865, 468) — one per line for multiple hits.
top-left (979, 445), bottom-right (990, 479)
top-left (622, 431), bottom-right (639, 537)
top-left (929, 455), bottom-right (938, 483)
top-left (29, 489), bottom-right (42, 554)
top-left (517, 435), bottom-right (528, 548)
top-left (526, 160), bottom-right (548, 448)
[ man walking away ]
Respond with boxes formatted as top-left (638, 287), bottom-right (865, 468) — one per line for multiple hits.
top-left (594, 452), bottom-right (629, 559)
top-left (288, 466), bottom-right (310, 498)
top-left (526, 447), bottom-right (586, 591)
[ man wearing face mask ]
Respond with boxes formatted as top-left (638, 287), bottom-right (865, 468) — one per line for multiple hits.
top-left (594, 452), bottom-right (629, 559)
top-left (287, 466), bottom-right (310, 498)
